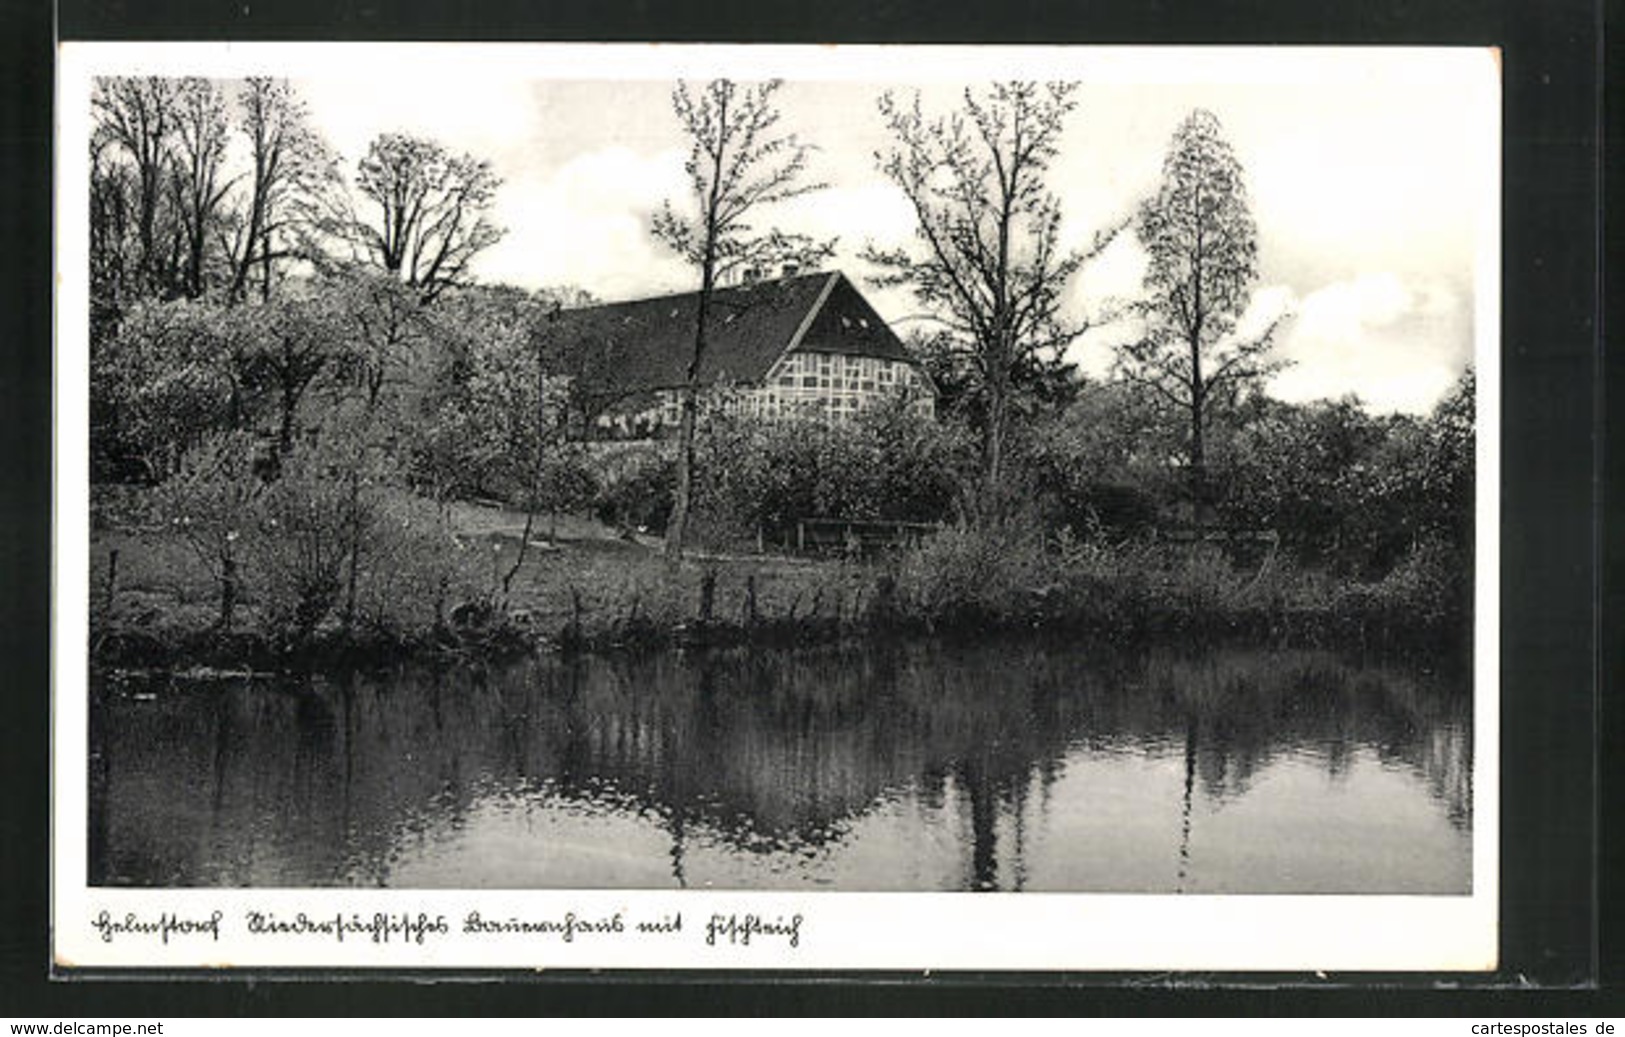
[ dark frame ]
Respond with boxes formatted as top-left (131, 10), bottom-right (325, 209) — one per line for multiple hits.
top-left (7, 0), bottom-right (1606, 1016)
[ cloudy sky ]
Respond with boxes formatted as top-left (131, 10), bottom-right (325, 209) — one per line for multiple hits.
top-left (210, 46), bottom-right (1495, 413)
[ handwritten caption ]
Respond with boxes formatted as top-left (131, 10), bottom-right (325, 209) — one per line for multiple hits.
top-left (89, 908), bottom-right (803, 953)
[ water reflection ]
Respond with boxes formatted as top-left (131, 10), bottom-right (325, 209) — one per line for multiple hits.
top-left (90, 640), bottom-right (1472, 892)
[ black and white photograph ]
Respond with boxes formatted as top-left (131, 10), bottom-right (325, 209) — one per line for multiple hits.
top-left (53, 43), bottom-right (1499, 971)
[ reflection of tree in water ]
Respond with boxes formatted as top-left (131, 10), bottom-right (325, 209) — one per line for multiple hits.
top-left (1146, 651), bottom-right (1472, 828)
top-left (527, 643), bottom-right (1088, 884)
top-left (949, 751), bottom-right (1040, 892)
top-left (1177, 712), bottom-right (1197, 892)
top-left (90, 640), bottom-right (1472, 888)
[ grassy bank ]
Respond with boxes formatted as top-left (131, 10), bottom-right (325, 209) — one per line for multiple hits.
top-left (90, 488), bottom-right (886, 669)
top-left (89, 487), bottom-right (1470, 673)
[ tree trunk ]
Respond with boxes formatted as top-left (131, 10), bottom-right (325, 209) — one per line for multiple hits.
top-left (664, 97), bottom-right (725, 563)
top-left (500, 505), bottom-right (536, 613)
top-left (1189, 394), bottom-right (1206, 508)
top-left (232, 144), bottom-right (269, 303)
top-left (981, 330), bottom-right (1011, 505)
top-left (664, 388), bottom-right (699, 561)
top-left (985, 376), bottom-right (1007, 488)
top-left (136, 165), bottom-right (159, 294)
top-left (1187, 190), bottom-right (1209, 513)
top-left (259, 229), bottom-right (274, 301)
top-left (220, 550), bottom-right (237, 632)
top-left (503, 314), bottom-right (551, 605)
top-left (277, 383), bottom-right (297, 461)
top-left (104, 549), bottom-right (120, 620)
top-left (666, 241), bottom-right (716, 562)
top-left (186, 225), bottom-right (205, 299)
top-left (1188, 328), bottom-right (1207, 511)
top-left (342, 471), bottom-right (361, 634)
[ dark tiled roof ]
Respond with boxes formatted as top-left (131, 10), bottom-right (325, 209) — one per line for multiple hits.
top-left (796, 273), bottom-right (915, 363)
top-left (549, 270), bottom-right (915, 400)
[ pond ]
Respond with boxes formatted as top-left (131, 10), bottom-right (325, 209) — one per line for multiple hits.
top-left (89, 639), bottom-right (1473, 893)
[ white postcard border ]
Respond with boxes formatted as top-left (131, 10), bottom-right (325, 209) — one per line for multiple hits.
top-left (52, 41), bottom-right (1501, 974)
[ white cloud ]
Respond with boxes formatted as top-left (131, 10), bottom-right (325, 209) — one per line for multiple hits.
top-left (779, 179), bottom-right (919, 255)
top-left (1267, 273), bottom-right (1468, 413)
top-left (1240, 92), bottom-right (1487, 287)
top-left (474, 146), bottom-right (693, 299)
top-left (479, 156), bottom-right (925, 303)
top-left (1233, 283), bottom-right (1298, 343)
top-left (299, 74), bottom-right (542, 168)
top-left (1072, 231), bottom-right (1147, 311)
top-left (1065, 272), bottom-right (1467, 413)
top-left (1293, 273), bottom-right (1411, 335)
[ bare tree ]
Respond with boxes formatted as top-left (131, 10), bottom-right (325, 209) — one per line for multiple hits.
top-left (1113, 109), bottom-right (1284, 507)
top-left (168, 78), bottom-right (234, 299)
top-left (92, 77), bottom-right (180, 297)
top-left (652, 78), bottom-right (831, 560)
top-left (343, 133), bottom-right (505, 305)
top-left (226, 77), bottom-right (335, 303)
top-left (90, 136), bottom-right (135, 342)
top-left (865, 82), bottom-right (1118, 492)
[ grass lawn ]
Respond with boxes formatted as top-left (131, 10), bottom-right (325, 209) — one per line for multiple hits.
top-left (458, 499), bottom-right (877, 638)
top-left (89, 486), bottom-right (878, 654)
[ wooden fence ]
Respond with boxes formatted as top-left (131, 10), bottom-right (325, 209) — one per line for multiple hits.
top-left (791, 518), bottom-right (941, 556)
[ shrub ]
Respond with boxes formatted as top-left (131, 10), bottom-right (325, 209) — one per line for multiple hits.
top-left (1363, 537), bottom-right (1467, 631)
top-left (151, 431), bottom-right (262, 630)
top-left (693, 404), bottom-right (973, 544)
top-left (250, 441), bottom-right (372, 641)
top-left (353, 494), bottom-right (479, 639)
top-left (1151, 542), bottom-right (1244, 615)
top-left (895, 517), bottom-right (1048, 625)
top-left (538, 445), bottom-right (600, 518)
top-left (592, 445), bottom-right (674, 535)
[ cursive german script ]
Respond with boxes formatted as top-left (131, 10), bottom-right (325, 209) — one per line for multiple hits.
top-left (92, 910), bottom-right (222, 944)
top-left (243, 911), bottom-right (448, 945)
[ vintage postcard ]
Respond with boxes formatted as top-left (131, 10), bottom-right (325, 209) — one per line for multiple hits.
top-left (54, 42), bottom-right (1499, 972)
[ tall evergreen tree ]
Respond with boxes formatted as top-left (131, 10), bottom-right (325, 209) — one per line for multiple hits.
top-left (1114, 109), bottom-right (1283, 507)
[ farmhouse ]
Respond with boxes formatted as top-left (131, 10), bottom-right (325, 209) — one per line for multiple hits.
top-left (552, 269), bottom-right (935, 438)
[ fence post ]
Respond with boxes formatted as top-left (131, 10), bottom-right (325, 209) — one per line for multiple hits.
top-left (568, 587), bottom-right (584, 648)
top-left (104, 548), bottom-right (119, 617)
top-left (698, 568), bottom-right (716, 625)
